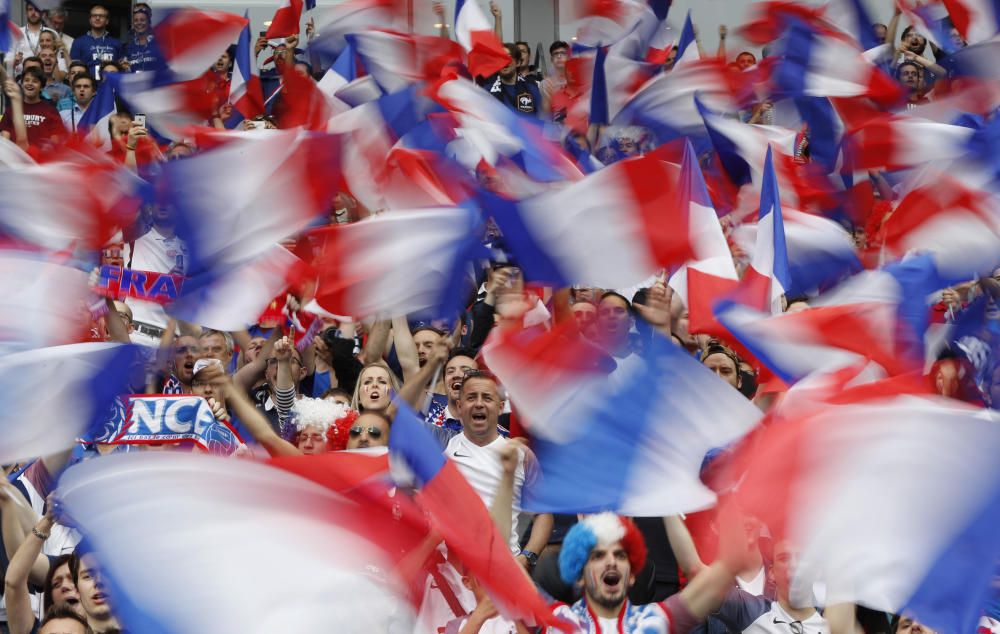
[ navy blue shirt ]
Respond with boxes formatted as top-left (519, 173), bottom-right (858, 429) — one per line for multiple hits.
top-left (120, 35), bottom-right (160, 72)
top-left (70, 32), bottom-right (123, 72)
top-left (485, 73), bottom-right (541, 116)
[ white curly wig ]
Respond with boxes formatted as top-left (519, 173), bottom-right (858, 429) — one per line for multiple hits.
top-left (292, 398), bottom-right (354, 433)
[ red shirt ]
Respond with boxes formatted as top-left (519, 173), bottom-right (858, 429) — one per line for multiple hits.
top-left (0, 99), bottom-right (66, 149)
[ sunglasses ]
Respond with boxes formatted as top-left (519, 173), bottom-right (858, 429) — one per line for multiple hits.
top-left (349, 426), bottom-right (383, 439)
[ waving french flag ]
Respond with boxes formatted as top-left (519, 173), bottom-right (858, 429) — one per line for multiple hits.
top-left (59, 452), bottom-right (420, 634)
top-left (716, 254), bottom-right (954, 384)
top-left (154, 9), bottom-right (247, 79)
top-left (770, 17), bottom-right (901, 107)
top-left (163, 129), bottom-right (340, 274)
top-left (614, 60), bottom-right (740, 145)
top-left (485, 331), bottom-right (760, 516)
top-left (823, 0), bottom-right (881, 50)
top-left (0, 252), bottom-right (93, 352)
top-left (170, 247), bottom-right (307, 332)
top-left (266, 0), bottom-right (303, 38)
top-left (312, 207), bottom-right (485, 320)
top-left (161, 130), bottom-right (339, 328)
top-left (733, 206), bottom-right (860, 298)
top-left (881, 170), bottom-right (1000, 280)
top-left (0, 0), bottom-right (11, 53)
top-left (388, 404), bottom-right (572, 631)
top-left (734, 395), bottom-right (1000, 634)
top-left (432, 75), bottom-right (583, 184)
top-left (318, 41), bottom-right (382, 107)
top-left (229, 14), bottom-right (264, 120)
top-left (834, 98), bottom-right (976, 171)
top-left (344, 30), bottom-right (463, 94)
top-left (738, 146), bottom-right (790, 313)
top-left (454, 0), bottom-right (510, 77)
top-left (308, 0), bottom-right (407, 56)
top-left (484, 152), bottom-right (698, 289)
top-left (0, 342), bottom-right (141, 464)
top-left (0, 147), bottom-right (141, 251)
top-left (75, 73), bottom-right (117, 149)
top-left (943, 0), bottom-right (1000, 44)
top-left (672, 10), bottom-right (700, 69)
top-left (482, 320), bottom-right (618, 433)
top-left (667, 141), bottom-right (739, 335)
top-left (695, 95), bottom-right (798, 188)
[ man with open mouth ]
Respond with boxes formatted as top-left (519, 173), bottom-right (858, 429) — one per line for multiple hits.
top-left (553, 513), bottom-right (745, 633)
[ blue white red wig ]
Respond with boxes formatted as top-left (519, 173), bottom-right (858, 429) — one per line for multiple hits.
top-left (559, 513), bottom-right (648, 584)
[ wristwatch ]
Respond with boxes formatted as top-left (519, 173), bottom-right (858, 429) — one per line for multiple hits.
top-left (521, 550), bottom-right (539, 568)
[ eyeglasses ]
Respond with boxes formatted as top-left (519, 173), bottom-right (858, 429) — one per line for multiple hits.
top-left (174, 345), bottom-right (199, 354)
top-left (90, 12), bottom-right (108, 18)
top-left (349, 426), bottom-right (383, 439)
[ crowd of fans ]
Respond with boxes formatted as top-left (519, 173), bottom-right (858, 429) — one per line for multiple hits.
top-left (1, 1), bottom-right (999, 633)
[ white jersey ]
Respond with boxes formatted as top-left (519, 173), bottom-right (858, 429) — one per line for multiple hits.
top-left (444, 434), bottom-right (527, 552)
top-left (123, 227), bottom-right (188, 329)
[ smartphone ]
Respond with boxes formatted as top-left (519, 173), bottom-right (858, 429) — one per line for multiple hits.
top-left (259, 31), bottom-right (267, 37)
top-left (134, 113), bottom-right (146, 128)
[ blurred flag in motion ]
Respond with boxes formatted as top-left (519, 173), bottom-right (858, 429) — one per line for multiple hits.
top-left (0, 343), bottom-right (141, 464)
top-left (311, 207), bottom-right (485, 320)
top-left (485, 331), bottom-right (761, 516)
top-left (58, 452), bottom-right (418, 634)
top-left (733, 394), bottom-right (1000, 634)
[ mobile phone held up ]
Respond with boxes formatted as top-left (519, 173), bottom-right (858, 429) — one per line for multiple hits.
top-left (134, 114), bottom-right (146, 128)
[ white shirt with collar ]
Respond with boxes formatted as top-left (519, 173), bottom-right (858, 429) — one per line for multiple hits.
top-left (444, 434), bottom-right (527, 552)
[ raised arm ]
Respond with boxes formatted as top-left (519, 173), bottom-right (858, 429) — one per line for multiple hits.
top-left (233, 327), bottom-right (281, 395)
top-left (391, 339), bottom-right (447, 415)
top-left (490, 1), bottom-right (503, 40)
top-left (212, 367), bottom-right (301, 457)
top-left (4, 494), bottom-right (53, 634)
top-left (717, 25), bottom-right (728, 59)
top-left (360, 319), bottom-right (391, 365)
top-left (664, 515), bottom-right (707, 579)
top-left (886, 4), bottom-right (902, 51)
top-left (391, 315), bottom-right (420, 381)
top-left (489, 443), bottom-right (519, 540)
top-left (148, 318), bottom-right (179, 392)
top-left (103, 298), bottom-right (131, 344)
top-left (3, 79), bottom-right (29, 150)
top-left (672, 500), bottom-right (747, 622)
top-left (433, 1), bottom-right (451, 40)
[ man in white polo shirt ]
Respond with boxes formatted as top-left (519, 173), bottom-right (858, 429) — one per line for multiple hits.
top-left (438, 370), bottom-right (552, 571)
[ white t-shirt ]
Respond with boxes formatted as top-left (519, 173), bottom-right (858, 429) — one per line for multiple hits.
top-left (444, 434), bottom-right (527, 552)
top-left (123, 227), bottom-right (188, 329)
top-left (736, 566), bottom-right (766, 597)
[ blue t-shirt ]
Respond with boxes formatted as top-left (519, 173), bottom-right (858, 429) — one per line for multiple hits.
top-left (120, 35), bottom-right (160, 72)
top-left (70, 33), bottom-right (123, 71)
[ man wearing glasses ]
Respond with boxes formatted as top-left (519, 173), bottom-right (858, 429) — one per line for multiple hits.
top-left (70, 5), bottom-right (122, 76)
